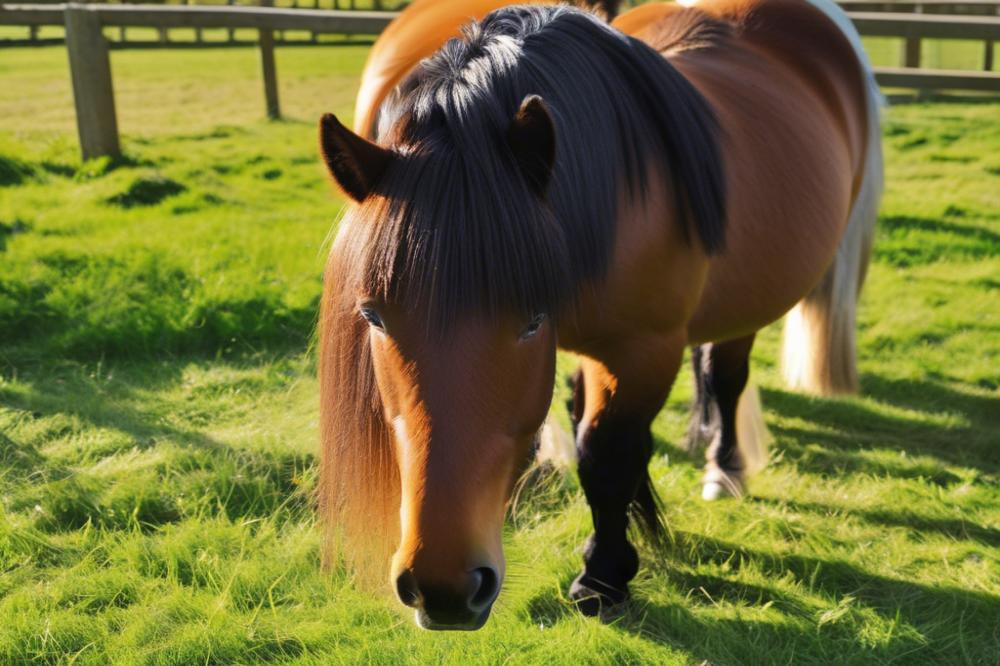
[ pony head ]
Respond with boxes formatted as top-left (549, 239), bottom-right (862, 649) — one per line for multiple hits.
top-left (319, 95), bottom-right (562, 629)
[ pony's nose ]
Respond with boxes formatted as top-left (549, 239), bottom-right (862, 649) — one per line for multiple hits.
top-left (468, 566), bottom-right (500, 611)
top-left (395, 569), bottom-right (422, 608)
top-left (394, 567), bottom-right (500, 628)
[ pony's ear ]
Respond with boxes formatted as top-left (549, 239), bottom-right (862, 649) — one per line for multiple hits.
top-left (507, 95), bottom-right (556, 197)
top-left (319, 112), bottom-right (393, 202)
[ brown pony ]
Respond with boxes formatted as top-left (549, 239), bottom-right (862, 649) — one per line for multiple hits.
top-left (318, 0), bottom-right (883, 630)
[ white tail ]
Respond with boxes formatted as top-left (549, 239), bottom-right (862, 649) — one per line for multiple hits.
top-left (781, 0), bottom-right (884, 396)
top-left (736, 380), bottom-right (771, 476)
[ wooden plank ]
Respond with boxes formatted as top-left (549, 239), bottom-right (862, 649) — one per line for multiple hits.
top-left (0, 5), bottom-right (65, 26)
top-left (904, 4), bottom-right (923, 68)
top-left (838, 0), bottom-right (1000, 6)
top-left (64, 5), bottom-right (120, 160)
top-left (904, 36), bottom-right (922, 66)
top-left (227, 0), bottom-right (235, 41)
top-left (259, 0), bottom-right (281, 119)
top-left (848, 11), bottom-right (1000, 40)
top-left (988, 6), bottom-right (1000, 71)
top-left (874, 65), bottom-right (1000, 89)
top-left (0, 4), bottom-right (396, 33)
top-left (93, 6), bottom-right (395, 33)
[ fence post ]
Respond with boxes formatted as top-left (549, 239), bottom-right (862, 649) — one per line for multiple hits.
top-left (64, 4), bottom-right (120, 160)
top-left (259, 0), bottom-right (281, 119)
top-left (986, 7), bottom-right (998, 72)
top-left (903, 4), bottom-right (922, 68)
top-left (904, 36), bottom-right (921, 67)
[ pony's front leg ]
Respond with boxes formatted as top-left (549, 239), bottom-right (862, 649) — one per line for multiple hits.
top-left (568, 333), bottom-right (684, 615)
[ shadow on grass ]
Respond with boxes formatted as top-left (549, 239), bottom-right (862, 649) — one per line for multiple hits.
top-left (875, 214), bottom-right (1000, 267)
top-left (749, 496), bottom-right (1000, 548)
top-left (0, 353), bottom-right (315, 532)
top-left (760, 373), bottom-right (999, 478)
top-left (649, 373), bottom-right (999, 488)
top-left (5, 353), bottom-right (997, 660)
top-left (600, 531), bottom-right (999, 664)
top-left (878, 216), bottom-right (1000, 246)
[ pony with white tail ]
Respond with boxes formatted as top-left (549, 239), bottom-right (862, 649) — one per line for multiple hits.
top-left (318, 0), bottom-right (883, 628)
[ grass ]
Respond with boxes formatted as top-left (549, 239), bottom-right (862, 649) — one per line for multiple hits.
top-left (1, 45), bottom-right (999, 664)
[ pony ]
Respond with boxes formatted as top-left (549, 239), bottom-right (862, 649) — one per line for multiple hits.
top-left (318, 0), bottom-right (883, 630)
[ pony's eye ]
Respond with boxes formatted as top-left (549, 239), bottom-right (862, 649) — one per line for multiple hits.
top-left (360, 307), bottom-right (385, 331)
top-left (519, 313), bottom-right (547, 340)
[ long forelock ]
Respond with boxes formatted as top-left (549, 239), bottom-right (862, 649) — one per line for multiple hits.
top-left (356, 4), bottom-right (726, 328)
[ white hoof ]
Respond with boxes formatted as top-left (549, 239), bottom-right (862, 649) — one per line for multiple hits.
top-left (702, 481), bottom-right (730, 501)
top-left (701, 465), bottom-right (745, 500)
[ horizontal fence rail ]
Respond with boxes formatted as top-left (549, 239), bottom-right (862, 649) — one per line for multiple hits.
top-left (838, 0), bottom-right (1000, 9)
top-left (873, 64), bottom-right (1000, 86)
top-left (847, 10), bottom-right (1000, 38)
top-left (0, 3), bottom-right (393, 30)
top-left (0, 3), bottom-right (998, 159)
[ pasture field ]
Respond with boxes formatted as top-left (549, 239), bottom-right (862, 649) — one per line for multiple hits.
top-left (1, 27), bottom-right (997, 75)
top-left (1, 45), bottom-right (999, 664)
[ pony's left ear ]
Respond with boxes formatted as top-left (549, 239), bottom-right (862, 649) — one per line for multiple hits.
top-left (507, 95), bottom-right (556, 197)
top-left (319, 112), bottom-right (393, 202)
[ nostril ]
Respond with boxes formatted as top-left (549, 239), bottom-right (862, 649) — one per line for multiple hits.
top-left (468, 567), bottom-right (499, 611)
top-left (395, 570), bottom-right (421, 608)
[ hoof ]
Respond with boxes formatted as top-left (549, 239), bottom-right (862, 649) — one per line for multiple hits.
top-left (701, 464), bottom-right (744, 500)
top-left (569, 573), bottom-right (629, 617)
top-left (702, 481), bottom-right (730, 500)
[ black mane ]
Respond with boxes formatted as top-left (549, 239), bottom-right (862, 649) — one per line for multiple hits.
top-left (347, 5), bottom-right (726, 326)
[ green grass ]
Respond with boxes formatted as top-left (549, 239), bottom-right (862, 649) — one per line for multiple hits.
top-left (2, 32), bottom-right (998, 76)
top-left (2, 45), bottom-right (999, 664)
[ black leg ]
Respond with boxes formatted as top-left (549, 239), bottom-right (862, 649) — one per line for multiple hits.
top-left (686, 344), bottom-right (719, 451)
top-left (566, 338), bottom-right (682, 615)
top-left (701, 335), bottom-right (755, 498)
top-left (570, 413), bottom-right (653, 615)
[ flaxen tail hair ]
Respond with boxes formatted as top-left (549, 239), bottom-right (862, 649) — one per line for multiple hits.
top-left (781, 0), bottom-right (884, 395)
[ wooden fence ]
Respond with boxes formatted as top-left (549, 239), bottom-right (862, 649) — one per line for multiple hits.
top-left (841, 0), bottom-right (1000, 71)
top-left (3, 0), bottom-right (408, 47)
top-left (0, 4), bottom-right (394, 158)
top-left (1, 2), bottom-right (998, 159)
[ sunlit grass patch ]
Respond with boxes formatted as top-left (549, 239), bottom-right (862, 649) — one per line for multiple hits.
top-left (1, 43), bottom-right (998, 664)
